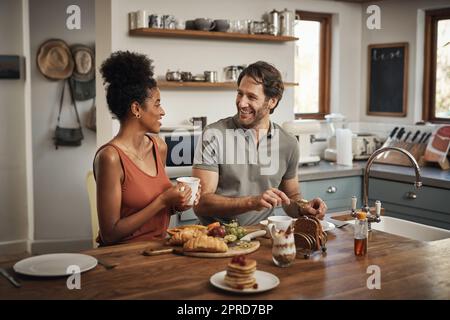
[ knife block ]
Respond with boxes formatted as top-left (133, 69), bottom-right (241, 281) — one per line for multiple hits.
top-left (374, 140), bottom-right (424, 167)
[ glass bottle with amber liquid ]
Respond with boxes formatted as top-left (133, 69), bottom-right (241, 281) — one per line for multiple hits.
top-left (354, 211), bottom-right (368, 256)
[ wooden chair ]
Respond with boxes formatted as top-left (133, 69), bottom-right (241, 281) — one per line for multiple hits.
top-left (86, 171), bottom-right (99, 248)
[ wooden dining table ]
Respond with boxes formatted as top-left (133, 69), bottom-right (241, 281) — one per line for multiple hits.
top-left (0, 222), bottom-right (449, 300)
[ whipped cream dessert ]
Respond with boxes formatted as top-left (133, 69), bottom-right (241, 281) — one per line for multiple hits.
top-left (271, 226), bottom-right (296, 267)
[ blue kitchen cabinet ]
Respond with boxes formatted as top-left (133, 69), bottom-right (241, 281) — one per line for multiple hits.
top-left (368, 178), bottom-right (450, 230)
top-left (299, 176), bottom-right (362, 213)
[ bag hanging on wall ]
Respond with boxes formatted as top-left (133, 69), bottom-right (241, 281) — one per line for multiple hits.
top-left (54, 80), bottom-right (84, 149)
top-left (85, 98), bottom-right (96, 132)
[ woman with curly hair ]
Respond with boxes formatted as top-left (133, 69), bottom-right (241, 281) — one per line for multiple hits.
top-left (94, 51), bottom-right (200, 246)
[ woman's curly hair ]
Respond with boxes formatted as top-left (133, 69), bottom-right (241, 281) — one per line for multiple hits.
top-left (100, 51), bottom-right (157, 120)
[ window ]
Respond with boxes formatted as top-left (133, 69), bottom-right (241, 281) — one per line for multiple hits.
top-left (423, 8), bottom-right (450, 123)
top-left (294, 11), bottom-right (331, 119)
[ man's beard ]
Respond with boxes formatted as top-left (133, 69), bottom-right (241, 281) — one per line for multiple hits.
top-left (238, 101), bottom-right (271, 129)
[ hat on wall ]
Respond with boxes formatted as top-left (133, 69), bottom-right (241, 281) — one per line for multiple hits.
top-left (37, 39), bottom-right (74, 80)
top-left (69, 44), bottom-right (95, 101)
top-left (70, 44), bottom-right (95, 82)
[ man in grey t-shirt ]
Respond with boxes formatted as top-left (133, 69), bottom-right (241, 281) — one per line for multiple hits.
top-left (192, 61), bottom-right (327, 226)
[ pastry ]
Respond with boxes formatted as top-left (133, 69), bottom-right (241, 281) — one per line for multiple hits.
top-left (168, 228), bottom-right (204, 246)
top-left (183, 235), bottom-right (228, 253)
top-left (167, 224), bottom-right (207, 236)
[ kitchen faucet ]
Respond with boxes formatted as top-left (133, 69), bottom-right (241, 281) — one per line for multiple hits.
top-left (353, 146), bottom-right (423, 230)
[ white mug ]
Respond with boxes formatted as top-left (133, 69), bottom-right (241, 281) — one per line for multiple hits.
top-left (176, 177), bottom-right (200, 206)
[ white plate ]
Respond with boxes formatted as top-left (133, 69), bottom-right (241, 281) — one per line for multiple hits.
top-left (321, 220), bottom-right (335, 232)
top-left (260, 219), bottom-right (335, 232)
top-left (210, 270), bottom-right (279, 294)
top-left (13, 253), bottom-right (98, 277)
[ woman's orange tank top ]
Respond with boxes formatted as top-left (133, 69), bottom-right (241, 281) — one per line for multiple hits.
top-left (95, 135), bottom-right (172, 245)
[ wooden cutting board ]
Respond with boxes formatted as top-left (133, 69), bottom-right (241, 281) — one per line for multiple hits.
top-left (181, 240), bottom-right (260, 258)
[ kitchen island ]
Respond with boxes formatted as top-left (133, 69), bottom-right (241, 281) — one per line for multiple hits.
top-left (1, 222), bottom-right (449, 299)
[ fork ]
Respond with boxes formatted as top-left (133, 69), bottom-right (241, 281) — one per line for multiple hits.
top-left (97, 259), bottom-right (118, 270)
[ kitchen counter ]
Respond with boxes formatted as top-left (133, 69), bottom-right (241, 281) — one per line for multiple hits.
top-left (298, 161), bottom-right (367, 181)
top-left (299, 161), bottom-right (450, 189)
top-left (1, 222), bottom-right (449, 299)
top-left (169, 161), bottom-right (449, 189)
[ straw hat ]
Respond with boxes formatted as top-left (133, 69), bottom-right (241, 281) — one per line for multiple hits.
top-left (70, 44), bottom-right (95, 82)
top-left (37, 39), bottom-right (74, 80)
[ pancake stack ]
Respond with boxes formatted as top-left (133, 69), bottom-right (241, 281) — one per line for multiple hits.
top-left (224, 255), bottom-right (257, 290)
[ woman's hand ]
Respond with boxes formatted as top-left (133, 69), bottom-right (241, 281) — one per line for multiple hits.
top-left (175, 183), bottom-right (202, 212)
top-left (159, 182), bottom-right (192, 209)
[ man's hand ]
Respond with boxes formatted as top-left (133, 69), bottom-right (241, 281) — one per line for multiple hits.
top-left (299, 197), bottom-right (327, 220)
top-left (253, 188), bottom-right (291, 211)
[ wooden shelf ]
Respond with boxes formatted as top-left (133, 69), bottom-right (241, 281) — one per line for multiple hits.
top-left (158, 81), bottom-right (298, 89)
top-left (129, 28), bottom-right (298, 42)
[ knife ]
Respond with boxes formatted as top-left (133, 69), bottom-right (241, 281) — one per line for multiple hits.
top-left (403, 131), bottom-right (412, 142)
top-left (396, 127), bottom-right (405, 140)
top-left (417, 132), bottom-right (427, 143)
top-left (142, 248), bottom-right (174, 256)
top-left (240, 230), bottom-right (266, 242)
top-left (389, 127), bottom-right (399, 139)
top-left (422, 132), bottom-right (432, 144)
top-left (411, 130), bottom-right (421, 143)
top-left (384, 127), bottom-right (399, 147)
top-left (0, 268), bottom-right (21, 288)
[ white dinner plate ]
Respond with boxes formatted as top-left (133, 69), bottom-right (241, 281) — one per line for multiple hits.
top-left (13, 253), bottom-right (98, 277)
top-left (260, 219), bottom-right (335, 232)
top-left (320, 220), bottom-right (335, 232)
top-left (210, 270), bottom-right (279, 294)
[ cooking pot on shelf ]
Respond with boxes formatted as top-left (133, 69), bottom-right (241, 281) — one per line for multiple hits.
top-left (166, 70), bottom-right (182, 81)
top-left (180, 71), bottom-right (192, 82)
top-left (204, 71), bottom-right (218, 83)
top-left (223, 65), bottom-right (245, 82)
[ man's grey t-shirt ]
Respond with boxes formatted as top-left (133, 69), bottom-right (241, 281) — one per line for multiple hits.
top-left (193, 115), bottom-right (300, 226)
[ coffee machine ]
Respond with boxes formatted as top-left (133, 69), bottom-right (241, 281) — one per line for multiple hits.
top-left (282, 120), bottom-right (322, 165)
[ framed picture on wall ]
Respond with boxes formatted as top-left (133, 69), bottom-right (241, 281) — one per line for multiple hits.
top-left (367, 43), bottom-right (408, 117)
top-left (0, 55), bottom-right (21, 79)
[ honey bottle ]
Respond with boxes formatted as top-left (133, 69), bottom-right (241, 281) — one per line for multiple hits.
top-left (354, 211), bottom-right (368, 256)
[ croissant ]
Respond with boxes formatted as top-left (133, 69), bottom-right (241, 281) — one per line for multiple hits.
top-left (183, 235), bottom-right (228, 253)
top-left (168, 228), bottom-right (205, 246)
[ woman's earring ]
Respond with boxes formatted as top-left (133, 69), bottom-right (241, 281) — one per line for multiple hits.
top-left (135, 113), bottom-right (141, 119)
